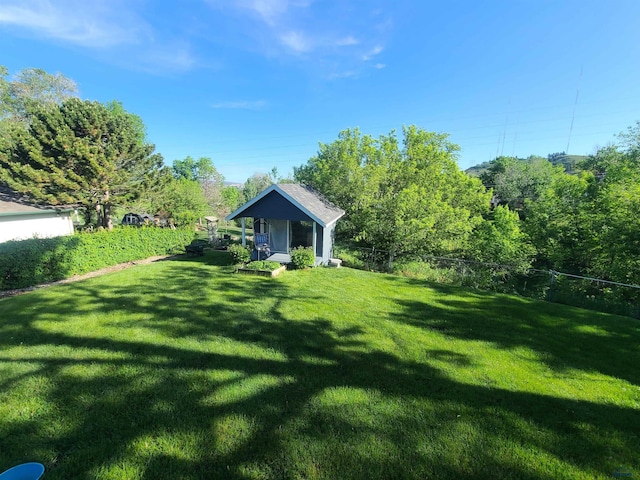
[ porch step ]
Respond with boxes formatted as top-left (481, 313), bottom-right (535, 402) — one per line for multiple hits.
top-left (328, 258), bottom-right (342, 268)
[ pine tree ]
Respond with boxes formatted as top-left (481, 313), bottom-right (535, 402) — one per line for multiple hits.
top-left (0, 98), bottom-right (163, 229)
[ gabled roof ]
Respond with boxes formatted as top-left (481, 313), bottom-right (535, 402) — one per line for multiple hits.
top-left (0, 199), bottom-right (73, 218)
top-left (226, 184), bottom-right (345, 227)
top-left (0, 199), bottom-right (44, 215)
top-left (0, 186), bottom-right (74, 217)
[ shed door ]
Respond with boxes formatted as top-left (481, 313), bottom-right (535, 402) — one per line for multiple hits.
top-left (269, 219), bottom-right (288, 253)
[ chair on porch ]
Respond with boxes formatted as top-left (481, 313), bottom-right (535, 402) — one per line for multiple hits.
top-left (254, 233), bottom-right (271, 260)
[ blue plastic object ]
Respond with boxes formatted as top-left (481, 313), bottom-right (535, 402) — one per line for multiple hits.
top-left (0, 463), bottom-right (45, 480)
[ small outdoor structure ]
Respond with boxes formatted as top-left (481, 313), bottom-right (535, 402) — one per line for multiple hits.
top-left (226, 184), bottom-right (345, 265)
top-left (0, 199), bottom-right (75, 243)
top-left (121, 212), bottom-right (171, 227)
top-left (205, 216), bottom-right (219, 244)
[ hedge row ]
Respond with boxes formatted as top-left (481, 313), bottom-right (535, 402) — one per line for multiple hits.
top-left (0, 227), bottom-right (194, 290)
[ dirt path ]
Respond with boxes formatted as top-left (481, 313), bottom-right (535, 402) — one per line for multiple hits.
top-left (0, 255), bottom-right (177, 299)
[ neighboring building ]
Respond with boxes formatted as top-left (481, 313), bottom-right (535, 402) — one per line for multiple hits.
top-left (0, 199), bottom-right (75, 243)
top-left (121, 212), bottom-right (153, 226)
top-left (226, 183), bottom-right (345, 265)
top-left (121, 212), bottom-right (171, 227)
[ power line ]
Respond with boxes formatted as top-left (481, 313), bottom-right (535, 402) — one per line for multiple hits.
top-left (566, 65), bottom-right (584, 154)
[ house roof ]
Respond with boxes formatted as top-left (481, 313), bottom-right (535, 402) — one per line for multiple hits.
top-left (226, 183), bottom-right (345, 227)
top-left (0, 199), bottom-right (74, 218)
top-left (0, 199), bottom-right (44, 215)
top-left (0, 185), bottom-right (75, 217)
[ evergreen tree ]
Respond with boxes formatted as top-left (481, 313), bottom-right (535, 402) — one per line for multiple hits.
top-left (0, 98), bottom-right (163, 229)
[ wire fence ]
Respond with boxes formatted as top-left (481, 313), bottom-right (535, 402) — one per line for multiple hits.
top-left (333, 245), bottom-right (640, 319)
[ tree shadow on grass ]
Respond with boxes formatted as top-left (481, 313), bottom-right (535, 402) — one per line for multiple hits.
top-left (390, 278), bottom-right (640, 386)
top-left (0, 263), bottom-right (638, 479)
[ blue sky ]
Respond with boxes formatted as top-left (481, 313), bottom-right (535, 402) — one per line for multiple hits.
top-left (1, 0), bottom-right (639, 182)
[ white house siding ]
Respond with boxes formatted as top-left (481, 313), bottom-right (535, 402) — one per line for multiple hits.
top-left (0, 213), bottom-right (75, 243)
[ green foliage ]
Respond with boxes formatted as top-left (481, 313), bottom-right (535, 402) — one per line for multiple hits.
top-left (289, 246), bottom-right (315, 269)
top-left (243, 260), bottom-right (281, 271)
top-left (0, 66), bottom-right (77, 123)
top-left (159, 178), bottom-right (210, 227)
top-left (547, 152), bottom-right (587, 174)
top-left (524, 122), bottom-right (640, 286)
top-left (172, 156), bottom-right (222, 183)
top-left (392, 259), bottom-right (461, 284)
top-left (0, 227), bottom-right (193, 290)
top-left (481, 155), bottom-right (565, 211)
top-left (169, 157), bottom-right (229, 218)
top-left (227, 243), bottom-right (251, 264)
top-left (242, 172), bottom-right (274, 202)
top-left (468, 206), bottom-right (535, 272)
top-left (295, 126), bottom-right (491, 265)
top-left (0, 98), bottom-right (163, 229)
top-left (524, 172), bottom-right (596, 273)
top-left (221, 185), bottom-right (242, 212)
top-left (333, 245), bottom-right (365, 269)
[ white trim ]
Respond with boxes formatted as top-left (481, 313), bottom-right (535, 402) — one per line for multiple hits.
top-left (312, 222), bottom-right (317, 257)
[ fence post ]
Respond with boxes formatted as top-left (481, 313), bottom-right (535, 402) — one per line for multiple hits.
top-left (548, 270), bottom-right (557, 302)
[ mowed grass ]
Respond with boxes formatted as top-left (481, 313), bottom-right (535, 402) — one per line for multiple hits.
top-left (0, 252), bottom-right (638, 479)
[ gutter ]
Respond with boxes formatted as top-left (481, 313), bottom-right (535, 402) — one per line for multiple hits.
top-left (0, 208), bottom-right (75, 218)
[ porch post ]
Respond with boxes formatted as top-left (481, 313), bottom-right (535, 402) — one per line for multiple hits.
top-left (241, 218), bottom-right (246, 247)
top-left (312, 222), bottom-right (317, 258)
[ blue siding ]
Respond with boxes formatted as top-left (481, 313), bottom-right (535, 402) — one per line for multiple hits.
top-left (239, 191), bottom-right (314, 221)
top-left (315, 225), bottom-right (324, 260)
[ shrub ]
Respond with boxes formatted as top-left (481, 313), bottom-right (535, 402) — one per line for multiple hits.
top-left (0, 227), bottom-right (194, 290)
top-left (290, 246), bottom-right (315, 269)
top-left (243, 261), bottom-right (281, 271)
top-left (227, 243), bottom-right (251, 264)
top-left (334, 248), bottom-right (363, 269)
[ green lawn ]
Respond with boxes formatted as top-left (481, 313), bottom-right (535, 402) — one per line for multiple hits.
top-left (0, 252), bottom-right (638, 479)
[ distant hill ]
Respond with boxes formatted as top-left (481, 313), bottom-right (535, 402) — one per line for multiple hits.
top-left (547, 153), bottom-right (588, 174)
top-left (465, 153), bottom-right (588, 176)
top-left (465, 161), bottom-right (492, 177)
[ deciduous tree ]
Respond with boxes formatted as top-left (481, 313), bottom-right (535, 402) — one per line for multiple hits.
top-left (481, 155), bottom-right (563, 212)
top-left (295, 126), bottom-right (491, 266)
top-left (172, 156), bottom-right (226, 217)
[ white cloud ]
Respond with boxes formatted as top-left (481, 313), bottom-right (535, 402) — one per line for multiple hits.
top-left (211, 100), bottom-right (268, 110)
top-left (139, 43), bottom-right (198, 73)
top-left (205, 1), bottom-right (391, 78)
top-left (211, 0), bottom-right (312, 26)
top-left (242, 0), bottom-right (302, 25)
top-left (374, 63), bottom-right (386, 69)
top-left (327, 70), bottom-right (357, 80)
top-left (334, 36), bottom-right (359, 47)
top-left (0, 0), bottom-right (199, 74)
top-left (279, 31), bottom-right (310, 53)
top-left (362, 45), bottom-right (383, 61)
top-left (0, 0), bottom-right (144, 47)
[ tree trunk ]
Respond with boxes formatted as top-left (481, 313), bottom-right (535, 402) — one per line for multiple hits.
top-left (95, 202), bottom-right (103, 228)
top-left (83, 207), bottom-right (93, 227)
top-left (103, 203), bottom-right (113, 230)
top-left (101, 190), bottom-right (113, 230)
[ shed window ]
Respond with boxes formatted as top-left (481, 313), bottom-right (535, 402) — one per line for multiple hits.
top-left (290, 221), bottom-right (313, 248)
